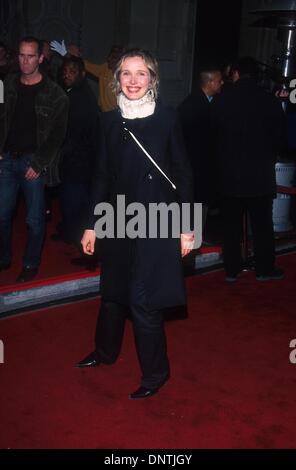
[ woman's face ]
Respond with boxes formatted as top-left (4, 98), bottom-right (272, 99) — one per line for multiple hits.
top-left (119, 56), bottom-right (151, 100)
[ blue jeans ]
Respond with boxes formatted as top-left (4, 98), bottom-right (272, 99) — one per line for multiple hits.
top-left (0, 153), bottom-right (45, 267)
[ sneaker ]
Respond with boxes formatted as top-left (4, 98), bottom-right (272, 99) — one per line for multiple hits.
top-left (256, 267), bottom-right (284, 281)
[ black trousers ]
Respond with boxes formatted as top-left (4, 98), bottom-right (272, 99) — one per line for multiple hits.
top-left (220, 195), bottom-right (275, 276)
top-left (94, 296), bottom-right (170, 389)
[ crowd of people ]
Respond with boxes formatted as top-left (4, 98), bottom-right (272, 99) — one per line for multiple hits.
top-left (0, 38), bottom-right (123, 279)
top-left (0, 36), bottom-right (287, 398)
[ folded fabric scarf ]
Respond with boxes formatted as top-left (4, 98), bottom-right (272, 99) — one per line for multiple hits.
top-left (117, 90), bottom-right (156, 119)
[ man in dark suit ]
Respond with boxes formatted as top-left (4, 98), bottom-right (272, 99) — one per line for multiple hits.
top-left (212, 57), bottom-right (286, 282)
top-left (178, 65), bottom-right (223, 231)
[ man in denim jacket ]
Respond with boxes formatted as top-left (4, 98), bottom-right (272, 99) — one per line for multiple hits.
top-left (0, 36), bottom-right (68, 282)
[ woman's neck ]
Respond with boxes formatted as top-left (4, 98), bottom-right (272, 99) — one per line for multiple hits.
top-left (117, 91), bottom-right (156, 119)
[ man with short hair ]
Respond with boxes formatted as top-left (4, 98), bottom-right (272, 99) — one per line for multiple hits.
top-left (0, 36), bottom-right (68, 282)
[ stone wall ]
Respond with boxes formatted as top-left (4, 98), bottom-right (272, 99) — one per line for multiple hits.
top-left (0, 0), bottom-right (197, 106)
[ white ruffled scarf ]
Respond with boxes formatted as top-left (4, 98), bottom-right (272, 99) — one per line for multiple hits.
top-left (117, 90), bottom-right (156, 119)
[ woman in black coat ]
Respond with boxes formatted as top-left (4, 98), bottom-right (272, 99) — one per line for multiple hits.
top-left (76, 49), bottom-right (194, 399)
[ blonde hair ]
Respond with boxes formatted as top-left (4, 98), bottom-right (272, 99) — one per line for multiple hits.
top-left (112, 48), bottom-right (159, 99)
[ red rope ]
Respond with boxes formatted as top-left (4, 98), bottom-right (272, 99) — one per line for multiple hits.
top-left (276, 185), bottom-right (296, 195)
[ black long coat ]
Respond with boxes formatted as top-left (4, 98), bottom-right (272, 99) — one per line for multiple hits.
top-left (211, 78), bottom-right (286, 197)
top-left (178, 89), bottom-right (216, 203)
top-left (89, 102), bottom-right (194, 310)
top-left (60, 79), bottom-right (100, 183)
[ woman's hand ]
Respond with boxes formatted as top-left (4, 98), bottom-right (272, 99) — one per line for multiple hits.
top-left (81, 230), bottom-right (96, 255)
top-left (181, 233), bottom-right (194, 257)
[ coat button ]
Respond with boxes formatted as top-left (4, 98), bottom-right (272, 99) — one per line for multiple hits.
top-left (148, 173), bottom-right (153, 180)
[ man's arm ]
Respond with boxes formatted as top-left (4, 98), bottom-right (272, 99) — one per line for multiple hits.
top-left (65, 44), bottom-right (106, 79)
top-left (84, 60), bottom-right (106, 79)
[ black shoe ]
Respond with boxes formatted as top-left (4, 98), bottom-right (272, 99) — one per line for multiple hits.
top-left (129, 376), bottom-right (169, 400)
top-left (129, 386), bottom-right (159, 400)
top-left (0, 262), bottom-right (11, 272)
top-left (256, 267), bottom-right (285, 281)
top-left (75, 351), bottom-right (100, 368)
top-left (16, 266), bottom-right (38, 283)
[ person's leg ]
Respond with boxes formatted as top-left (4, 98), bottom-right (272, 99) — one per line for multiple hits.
top-left (0, 156), bottom-right (19, 265)
top-left (44, 186), bottom-right (53, 222)
top-left (130, 303), bottom-right (170, 389)
top-left (94, 300), bottom-right (128, 363)
top-left (247, 196), bottom-right (276, 275)
top-left (20, 157), bottom-right (45, 268)
top-left (129, 276), bottom-right (170, 389)
top-left (76, 300), bottom-right (128, 367)
top-left (220, 197), bottom-right (244, 278)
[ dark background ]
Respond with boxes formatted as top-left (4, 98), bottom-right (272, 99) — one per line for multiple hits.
top-left (194, 0), bottom-right (243, 79)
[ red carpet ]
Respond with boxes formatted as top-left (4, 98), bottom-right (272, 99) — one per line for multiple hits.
top-left (0, 253), bottom-right (296, 449)
top-left (0, 198), bottom-right (96, 288)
